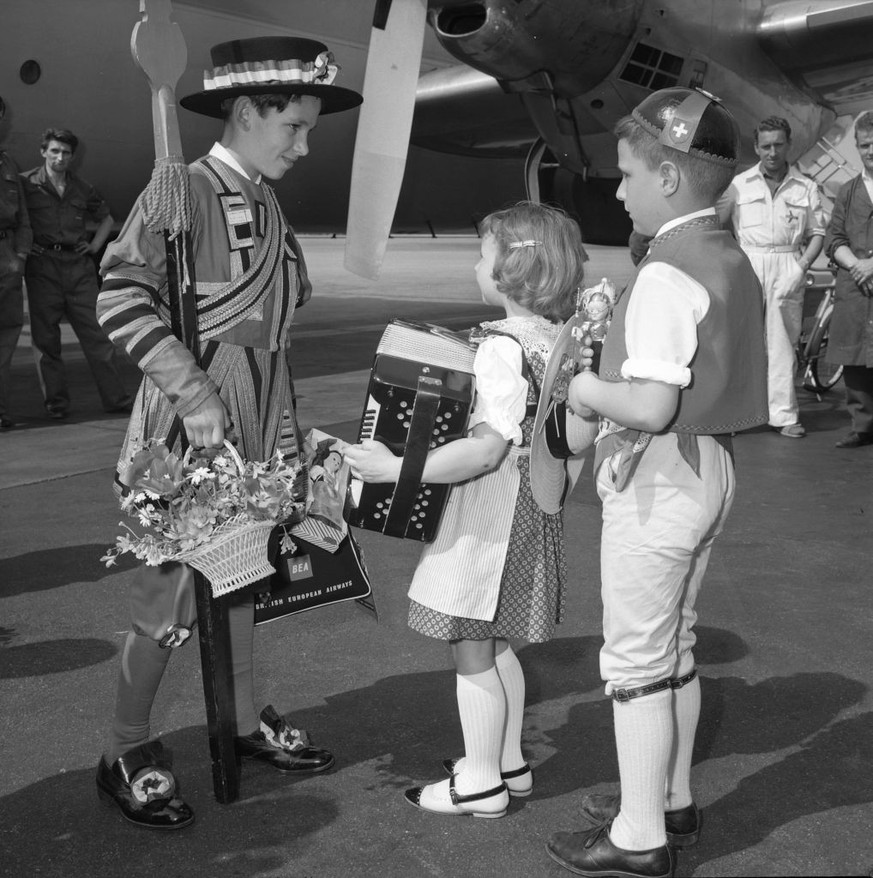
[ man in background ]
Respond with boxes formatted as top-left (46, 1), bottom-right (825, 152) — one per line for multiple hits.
top-left (0, 96), bottom-right (32, 430)
top-left (821, 111), bottom-right (873, 449)
top-left (719, 116), bottom-right (826, 438)
top-left (21, 127), bottom-right (131, 420)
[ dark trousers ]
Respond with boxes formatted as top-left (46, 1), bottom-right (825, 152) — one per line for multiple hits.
top-left (25, 252), bottom-right (130, 413)
top-left (0, 238), bottom-right (24, 419)
top-left (843, 364), bottom-right (873, 435)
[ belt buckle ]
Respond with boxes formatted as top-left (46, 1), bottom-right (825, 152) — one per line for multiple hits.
top-left (613, 688), bottom-right (631, 703)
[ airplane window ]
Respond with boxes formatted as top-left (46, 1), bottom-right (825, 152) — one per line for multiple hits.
top-left (620, 43), bottom-right (683, 90)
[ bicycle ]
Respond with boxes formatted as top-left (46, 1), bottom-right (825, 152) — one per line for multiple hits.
top-left (797, 268), bottom-right (844, 396)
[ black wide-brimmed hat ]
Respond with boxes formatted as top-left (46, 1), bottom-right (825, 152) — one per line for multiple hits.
top-left (180, 36), bottom-right (363, 118)
top-left (632, 87), bottom-right (739, 166)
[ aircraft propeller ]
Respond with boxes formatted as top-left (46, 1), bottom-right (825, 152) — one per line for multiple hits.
top-left (344, 0), bottom-right (428, 280)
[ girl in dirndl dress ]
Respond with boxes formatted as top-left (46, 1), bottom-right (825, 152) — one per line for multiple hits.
top-left (345, 202), bottom-right (588, 818)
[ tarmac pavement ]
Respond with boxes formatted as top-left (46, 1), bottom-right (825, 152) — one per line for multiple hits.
top-left (0, 238), bottom-right (871, 877)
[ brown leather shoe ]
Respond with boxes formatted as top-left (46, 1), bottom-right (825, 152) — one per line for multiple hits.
top-left (547, 822), bottom-right (674, 877)
top-left (96, 741), bottom-right (194, 830)
top-left (235, 704), bottom-right (335, 775)
top-left (579, 794), bottom-right (700, 848)
top-left (835, 431), bottom-right (873, 448)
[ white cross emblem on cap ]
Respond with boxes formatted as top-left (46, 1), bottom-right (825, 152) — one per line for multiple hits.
top-left (672, 121), bottom-right (689, 139)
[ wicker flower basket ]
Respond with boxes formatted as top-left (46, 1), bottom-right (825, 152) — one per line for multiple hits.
top-left (174, 441), bottom-right (278, 597)
top-left (177, 514), bottom-right (276, 597)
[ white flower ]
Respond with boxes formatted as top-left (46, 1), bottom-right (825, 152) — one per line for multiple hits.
top-left (190, 466), bottom-right (214, 485)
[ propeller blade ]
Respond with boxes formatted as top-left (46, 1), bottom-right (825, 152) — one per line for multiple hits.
top-left (344, 0), bottom-right (427, 279)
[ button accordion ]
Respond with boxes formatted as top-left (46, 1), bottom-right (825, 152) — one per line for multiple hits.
top-left (345, 319), bottom-right (477, 541)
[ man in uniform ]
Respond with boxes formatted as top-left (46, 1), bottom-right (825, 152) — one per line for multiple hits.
top-left (719, 116), bottom-right (826, 438)
top-left (822, 110), bottom-right (873, 448)
top-left (0, 96), bottom-right (32, 430)
top-left (21, 127), bottom-right (131, 419)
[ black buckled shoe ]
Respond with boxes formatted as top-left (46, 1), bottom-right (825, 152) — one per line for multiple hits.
top-left (442, 756), bottom-right (533, 797)
top-left (235, 704), bottom-right (335, 775)
top-left (547, 822), bottom-right (674, 877)
top-left (96, 741), bottom-right (194, 830)
top-left (579, 794), bottom-right (700, 848)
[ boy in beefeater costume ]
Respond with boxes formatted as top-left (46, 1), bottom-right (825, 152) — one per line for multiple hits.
top-left (547, 88), bottom-right (768, 877)
top-left (94, 36), bottom-right (361, 830)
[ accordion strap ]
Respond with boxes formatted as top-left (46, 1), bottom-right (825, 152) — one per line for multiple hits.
top-left (384, 375), bottom-right (442, 538)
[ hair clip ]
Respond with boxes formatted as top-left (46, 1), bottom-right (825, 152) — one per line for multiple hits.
top-left (508, 239), bottom-right (543, 249)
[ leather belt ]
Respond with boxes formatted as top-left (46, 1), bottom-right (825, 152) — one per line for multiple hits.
top-left (742, 244), bottom-right (797, 254)
top-left (37, 241), bottom-right (80, 252)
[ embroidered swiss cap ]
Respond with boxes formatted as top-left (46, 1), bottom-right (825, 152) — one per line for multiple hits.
top-left (632, 87), bottom-right (740, 166)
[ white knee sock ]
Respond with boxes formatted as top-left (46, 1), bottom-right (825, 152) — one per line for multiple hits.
top-left (609, 688), bottom-right (673, 851)
top-left (495, 646), bottom-right (526, 772)
top-left (454, 668), bottom-right (505, 796)
top-left (665, 674), bottom-right (700, 811)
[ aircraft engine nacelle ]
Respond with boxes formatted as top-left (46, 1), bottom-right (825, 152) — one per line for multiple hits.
top-left (429, 0), bottom-right (645, 98)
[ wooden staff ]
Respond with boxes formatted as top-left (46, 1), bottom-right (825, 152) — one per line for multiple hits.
top-left (131, 0), bottom-right (239, 804)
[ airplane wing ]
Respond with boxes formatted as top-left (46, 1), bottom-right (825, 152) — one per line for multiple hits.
top-left (345, 0), bottom-right (873, 275)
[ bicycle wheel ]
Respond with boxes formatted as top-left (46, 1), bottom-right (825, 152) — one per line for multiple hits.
top-left (802, 320), bottom-right (844, 392)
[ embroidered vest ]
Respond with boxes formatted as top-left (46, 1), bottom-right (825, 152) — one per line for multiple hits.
top-left (600, 217), bottom-right (768, 434)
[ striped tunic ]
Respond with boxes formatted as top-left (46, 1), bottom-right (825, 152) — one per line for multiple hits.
top-left (97, 152), bottom-right (309, 482)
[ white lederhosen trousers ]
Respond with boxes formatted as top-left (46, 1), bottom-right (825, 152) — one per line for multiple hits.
top-left (746, 250), bottom-right (805, 427)
top-left (596, 433), bottom-right (736, 694)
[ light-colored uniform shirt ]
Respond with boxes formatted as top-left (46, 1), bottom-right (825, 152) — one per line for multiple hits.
top-left (719, 162), bottom-right (826, 252)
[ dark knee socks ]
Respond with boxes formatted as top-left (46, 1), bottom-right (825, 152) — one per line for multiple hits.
top-left (105, 595), bottom-right (260, 764)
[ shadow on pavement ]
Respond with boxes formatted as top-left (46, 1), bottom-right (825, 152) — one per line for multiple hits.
top-left (0, 636), bottom-right (118, 678)
top-left (0, 544), bottom-right (137, 598)
top-left (0, 628), bottom-right (868, 878)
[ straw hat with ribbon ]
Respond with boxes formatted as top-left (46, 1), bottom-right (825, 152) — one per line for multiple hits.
top-left (529, 314), bottom-right (599, 515)
top-left (180, 36), bottom-right (363, 118)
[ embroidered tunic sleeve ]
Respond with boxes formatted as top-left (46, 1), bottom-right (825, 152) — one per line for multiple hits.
top-left (621, 261), bottom-right (710, 388)
top-left (467, 335), bottom-right (528, 444)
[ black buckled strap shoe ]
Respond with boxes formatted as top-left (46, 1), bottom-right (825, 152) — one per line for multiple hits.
top-left (235, 704), bottom-right (335, 775)
top-left (442, 756), bottom-right (533, 797)
top-left (547, 822), bottom-right (674, 878)
top-left (96, 741), bottom-right (194, 830)
top-left (579, 794), bottom-right (700, 848)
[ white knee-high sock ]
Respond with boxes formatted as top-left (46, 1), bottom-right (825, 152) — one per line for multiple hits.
top-left (665, 674), bottom-right (700, 811)
top-left (495, 646), bottom-right (526, 772)
top-left (454, 668), bottom-right (505, 796)
top-left (609, 688), bottom-right (673, 851)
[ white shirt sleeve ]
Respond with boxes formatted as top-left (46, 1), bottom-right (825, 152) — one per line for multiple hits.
top-left (467, 335), bottom-right (528, 444)
top-left (621, 261), bottom-right (710, 388)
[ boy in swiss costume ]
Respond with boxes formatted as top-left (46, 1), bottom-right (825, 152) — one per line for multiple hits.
top-left (94, 37), bottom-right (361, 829)
top-left (547, 89), bottom-right (768, 877)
